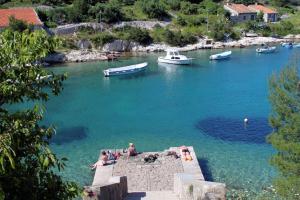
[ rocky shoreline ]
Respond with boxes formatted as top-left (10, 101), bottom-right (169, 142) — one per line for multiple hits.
top-left (45, 35), bottom-right (299, 64)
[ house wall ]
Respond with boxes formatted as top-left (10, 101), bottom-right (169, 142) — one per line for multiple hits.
top-left (229, 13), bottom-right (256, 23)
top-left (264, 13), bottom-right (278, 22)
top-left (224, 5), bottom-right (256, 23)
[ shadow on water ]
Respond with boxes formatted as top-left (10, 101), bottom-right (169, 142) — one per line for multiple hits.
top-left (198, 158), bottom-right (214, 181)
top-left (195, 117), bottom-right (272, 144)
top-left (116, 70), bottom-right (160, 80)
top-left (51, 126), bottom-right (88, 145)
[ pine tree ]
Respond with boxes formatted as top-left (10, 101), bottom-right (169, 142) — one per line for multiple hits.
top-left (268, 66), bottom-right (300, 199)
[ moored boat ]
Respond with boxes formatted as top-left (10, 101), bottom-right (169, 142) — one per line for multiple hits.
top-left (209, 51), bottom-right (232, 60)
top-left (293, 43), bottom-right (300, 48)
top-left (158, 49), bottom-right (193, 65)
top-left (281, 42), bottom-right (293, 48)
top-left (256, 46), bottom-right (276, 53)
top-left (103, 62), bottom-right (148, 77)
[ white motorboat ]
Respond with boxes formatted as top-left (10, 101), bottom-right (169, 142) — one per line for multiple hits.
top-left (209, 51), bottom-right (232, 60)
top-left (158, 49), bottom-right (193, 65)
top-left (256, 46), bottom-right (276, 53)
top-left (103, 62), bottom-right (148, 77)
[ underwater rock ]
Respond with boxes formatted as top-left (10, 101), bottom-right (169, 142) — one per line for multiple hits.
top-left (195, 117), bottom-right (272, 144)
top-left (51, 126), bottom-right (88, 145)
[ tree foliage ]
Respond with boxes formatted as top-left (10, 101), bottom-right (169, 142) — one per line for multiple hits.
top-left (267, 66), bottom-right (300, 199)
top-left (138, 0), bottom-right (168, 20)
top-left (89, 1), bottom-right (123, 23)
top-left (8, 16), bottom-right (33, 33)
top-left (0, 30), bottom-right (80, 200)
top-left (114, 26), bottom-right (152, 45)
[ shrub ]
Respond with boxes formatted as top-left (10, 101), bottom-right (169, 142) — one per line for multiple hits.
top-left (162, 29), bottom-right (197, 46)
top-left (180, 1), bottom-right (198, 15)
top-left (8, 16), bottom-right (33, 32)
top-left (187, 15), bottom-right (206, 26)
top-left (139, 0), bottom-right (168, 20)
top-left (61, 37), bottom-right (78, 49)
top-left (176, 15), bottom-right (187, 26)
top-left (199, 0), bottom-right (220, 14)
top-left (48, 7), bottom-right (69, 24)
top-left (90, 32), bottom-right (115, 47)
top-left (166, 0), bottom-right (181, 11)
top-left (151, 26), bottom-right (165, 43)
top-left (115, 26), bottom-right (152, 45)
top-left (209, 19), bottom-right (236, 41)
top-left (89, 2), bottom-right (123, 23)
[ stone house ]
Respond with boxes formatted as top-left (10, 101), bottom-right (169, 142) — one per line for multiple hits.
top-left (248, 4), bottom-right (278, 22)
top-left (224, 3), bottom-right (257, 23)
top-left (0, 8), bottom-right (43, 30)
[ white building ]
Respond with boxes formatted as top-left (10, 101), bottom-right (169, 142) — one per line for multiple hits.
top-left (248, 4), bottom-right (278, 22)
top-left (224, 3), bottom-right (257, 23)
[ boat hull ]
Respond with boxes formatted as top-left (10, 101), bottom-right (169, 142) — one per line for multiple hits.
top-left (103, 62), bottom-right (148, 77)
top-left (256, 47), bottom-right (276, 53)
top-left (157, 57), bottom-right (192, 65)
top-left (209, 51), bottom-right (232, 60)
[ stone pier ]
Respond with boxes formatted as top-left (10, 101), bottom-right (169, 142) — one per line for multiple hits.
top-left (83, 146), bottom-right (226, 200)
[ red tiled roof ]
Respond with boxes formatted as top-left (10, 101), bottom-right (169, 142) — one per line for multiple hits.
top-left (0, 8), bottom-right (42, 27)
top-left (248, 5), bottom-right (277, 14)
top-left (225, 3), bottom-right (256, 14)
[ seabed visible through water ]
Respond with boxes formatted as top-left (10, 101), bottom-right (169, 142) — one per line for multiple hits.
top-left (12, 47), bottom-right (300, 196)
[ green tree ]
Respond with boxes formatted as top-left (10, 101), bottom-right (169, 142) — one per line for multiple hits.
top-left (0, 30), bottom-right (80, 199)
top-left (89, 1), bottom-right (123, 23)
top-left (267, 66), bottom-right (300, 199)
top-left (8, 16), bottom-right (32, 32)
top-left (138, 0), bottom-right (168, 20)
top-left (180, 1), bottom-right (198, 15)
top-left (69, 0), bottom-right (90, 22)
top-left (256, 11), bottom-right (264, 22)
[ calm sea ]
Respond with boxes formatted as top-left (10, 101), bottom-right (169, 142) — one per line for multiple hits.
top-left (14, 46), bottom-right (300, 194)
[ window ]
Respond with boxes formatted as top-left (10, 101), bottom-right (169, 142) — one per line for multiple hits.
top-left (251, 15), bottom-right (255, 20)
top-left (243, 16), bottom-right (246, 20)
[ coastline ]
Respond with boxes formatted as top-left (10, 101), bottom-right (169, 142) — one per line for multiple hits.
top-left (45, 35), bottom-right (299, 64)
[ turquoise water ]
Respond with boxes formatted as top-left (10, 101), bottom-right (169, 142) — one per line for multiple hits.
top-left (18, 47), bottom-right (300, 193)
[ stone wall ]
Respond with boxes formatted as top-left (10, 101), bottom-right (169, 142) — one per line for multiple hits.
top-left (174, 173), bottom-right (226, 200)
top-left (50, 23), bottom-right (106, 35)
top-left (113, 21), bottom-right (170, 30)
top-left (83, 176), bottom-right (128, 200)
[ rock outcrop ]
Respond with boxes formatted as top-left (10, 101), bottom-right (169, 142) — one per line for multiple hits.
top-left (102, 40), bottom-right (140, 52)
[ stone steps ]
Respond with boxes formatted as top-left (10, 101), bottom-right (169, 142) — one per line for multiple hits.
top-left (124, 191), bottom-right (179, 200)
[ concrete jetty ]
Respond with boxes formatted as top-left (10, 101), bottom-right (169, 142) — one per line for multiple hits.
top-left (83, 146), bottom-right (226, 200)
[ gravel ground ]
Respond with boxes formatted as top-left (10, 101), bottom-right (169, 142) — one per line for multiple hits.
top-left (112, 152), bottom-right (183, 191)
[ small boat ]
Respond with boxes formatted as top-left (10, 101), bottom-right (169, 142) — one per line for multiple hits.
top-left (281, 42), bottom-right (293, 48)
top-left (103, 62), bottom-right (148, 77)
top-left (158, 49), bottom-right (193, 65)
top-left (36, 74), bottom-right (52, 80)
top-left (256, 46), bottom-right (276, 53)
top-left (209, 51), bottom-right (232, 60)
top-left (293, 43), bottom-right (300, 48)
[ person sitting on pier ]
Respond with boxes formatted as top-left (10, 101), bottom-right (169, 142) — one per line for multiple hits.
top-left (127, 143), bottom-right (137, 158)
top-left (90, 151), bottom-right (109, 169)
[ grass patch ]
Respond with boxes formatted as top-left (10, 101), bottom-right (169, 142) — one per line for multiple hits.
top-left (122, 5), bottom-right (149, 21)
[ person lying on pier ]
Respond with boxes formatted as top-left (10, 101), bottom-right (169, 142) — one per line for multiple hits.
top-left (179, 146), bottom-right (193, 161)
top-left (127, 143), bottom-right (138, 158)
top-left (90, 151), bottom-right (109, 169)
